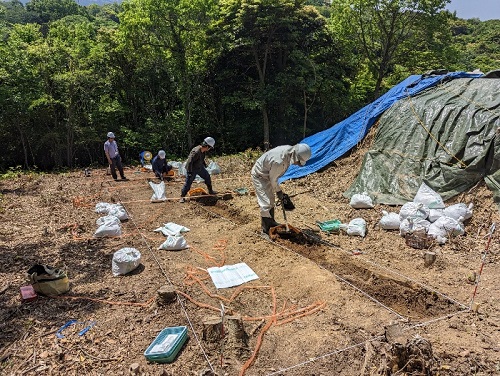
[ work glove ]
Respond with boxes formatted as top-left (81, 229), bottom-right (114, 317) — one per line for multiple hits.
top-left (282, 193), bottom-right (295, 211)
top-left (277, 191), bottom-right (284, 201)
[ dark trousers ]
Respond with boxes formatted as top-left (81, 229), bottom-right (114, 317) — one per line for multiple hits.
top-left (110, 155), bottom-right (125, 180)
top-left (154, 165), bottom-right (172, 179)
top-left (181, 167), bottom-right (213, 197)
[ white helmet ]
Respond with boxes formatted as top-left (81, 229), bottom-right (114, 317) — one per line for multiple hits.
top-left (107, 132), bottom-right (115, 138)
top-left (158, 150), bottom-right (166, 159)
top-left (295, 143), bottom-right (311, 166)
top-left (203, 137), bottom-right (215, 148)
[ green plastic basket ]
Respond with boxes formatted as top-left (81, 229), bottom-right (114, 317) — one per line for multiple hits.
top-left (144, 326), bottom-right (188, 363)
top-left (316, 219), bottom-right (342, 233)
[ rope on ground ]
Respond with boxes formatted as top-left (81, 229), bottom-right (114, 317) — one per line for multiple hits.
top-left (102, 177), bottom-right (217, 374)
top-left (176, 234), bottom-right (326, 376)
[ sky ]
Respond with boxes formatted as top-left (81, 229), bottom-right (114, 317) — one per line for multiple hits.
top-left (445, 0), bottom-right (500, 21)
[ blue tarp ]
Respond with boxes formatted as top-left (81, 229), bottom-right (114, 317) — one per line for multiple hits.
top-left (279, 71), bottom-right (483, 183)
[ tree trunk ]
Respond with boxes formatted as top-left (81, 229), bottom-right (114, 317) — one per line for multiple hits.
top-left (261, 105), bottom-right (270, 150)
top-left (16, 123), bottom-right (29, 169)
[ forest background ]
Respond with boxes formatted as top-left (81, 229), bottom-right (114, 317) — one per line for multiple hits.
top-left (0, 0), bottom-right (498, 171)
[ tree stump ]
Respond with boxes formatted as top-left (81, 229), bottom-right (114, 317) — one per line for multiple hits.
top-left (156, 285), bottom-right (177, 305)
top-left (202, 316), bottom-right (223, 342)
top-left (202, 315), bottom-right (249, 360)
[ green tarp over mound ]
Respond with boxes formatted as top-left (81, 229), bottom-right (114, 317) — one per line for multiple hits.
top-left (344, 77), bottom-right (500, 206)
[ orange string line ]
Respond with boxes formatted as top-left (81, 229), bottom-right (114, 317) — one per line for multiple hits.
top-left (239, 318), bottom-right (275, 376)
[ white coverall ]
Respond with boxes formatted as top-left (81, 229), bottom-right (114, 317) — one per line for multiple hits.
top-left (251, 145), bottom-right (301, 218)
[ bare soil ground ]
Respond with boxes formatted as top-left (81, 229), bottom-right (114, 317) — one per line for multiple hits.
top-left (1, 141), bottom-right (499, 376)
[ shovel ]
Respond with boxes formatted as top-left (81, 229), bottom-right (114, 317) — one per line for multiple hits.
top-left (279, 199), bottom-right (290, 233)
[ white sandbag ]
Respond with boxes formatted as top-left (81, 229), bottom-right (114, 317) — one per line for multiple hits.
top-left (207, 161), bottom-right (221, 175)
top-left (379, 210), bottom-right (400, 230)
top-left (340, 218), bottom-right (367, 237)
top-left (399, 202), bottom-right (429, 221)
top-left (149, 181), bottom-right (167, 202)
top-left (428, 208), bottom-right (444, 223)
top-left (427, 216), bottom-right (465, 240)
top-left (399, 217), bottom-right (431, 236)
top-left (350, 192), bottom-right (374, 209)
top-left (178, 162), bottom-right (187, 177)
top-left (108, 204), bottom-right (129, 221)
top-left (96, 215), bottom-right (121, 226)
top-left (95, 202), bottom-right (111, 214)
top-left (158, 235), bottom-right (189, 250)
top-left (443, 203), bottom-right (473, 221)
top-left (154, 222), bottom-right (190, 236)
top-left (413, 182), bottom-right (445, 209)
top-left (112, 248), bottom-right (141, 276)
top-left (94, 223), bottom-right (122, 237)
top-left (169, 161), bottom-right (182, 169)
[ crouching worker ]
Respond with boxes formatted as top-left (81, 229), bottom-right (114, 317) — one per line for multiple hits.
top-left (251, 144), bottom-right (311, 236)
top-left (152, 150), bottom-right (172, 181)
top-left (179, 137), bottom-right (217, 203)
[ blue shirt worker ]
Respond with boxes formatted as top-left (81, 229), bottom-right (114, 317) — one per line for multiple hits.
top-left (179, 137), bottom-right (217, 203)
top-left (251, 144), bottom-right (311, 235)
top-left (104, 132), bottom-right (127, 181)
top-left (152, 150), bottom-right (172, 180)
top-left (139, 151), bottom-right (146, 167)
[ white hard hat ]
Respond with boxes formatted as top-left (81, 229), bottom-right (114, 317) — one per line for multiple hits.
top-left (296, 143), bottom-right (311, 166)
top-left (158, 150), bottom-right (166, 159)
top-left (203, 137), bottom-right (215, 148)
top-left (107, 132), bottom-right (115, 138)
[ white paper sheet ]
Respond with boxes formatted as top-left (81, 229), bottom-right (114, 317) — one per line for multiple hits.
top-left (207, 263), bottom-right (259, 289)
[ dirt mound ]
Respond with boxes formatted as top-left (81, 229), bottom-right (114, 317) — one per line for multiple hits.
top-left (1, 144), bottom-right (499, 375)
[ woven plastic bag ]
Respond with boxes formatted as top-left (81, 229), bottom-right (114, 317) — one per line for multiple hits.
top-left (149, 181), bottom-right (167, 202)
top-left (340, 218), bottom-right (367, 237)
top-left (112, 248), bottom-right (142, 276)
top-left (379, 211), bottom-right (400, 230)
top-left (158, 235), bottom-right (189, 250)
top-left (399, 202), bottom-right (429, 221)
top-left (350, 192), bottom-right (374, 209)
top-left (413, 182), bottom-right (445, 209)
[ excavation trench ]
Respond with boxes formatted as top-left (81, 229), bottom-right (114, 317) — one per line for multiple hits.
top-left (274, 230), bottom-right (462, 321)
top-left (201, 201), bottom-right (462, 322)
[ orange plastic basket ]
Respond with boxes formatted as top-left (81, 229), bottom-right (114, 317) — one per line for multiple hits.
top-left (187, 187), bottom-right (208, 197)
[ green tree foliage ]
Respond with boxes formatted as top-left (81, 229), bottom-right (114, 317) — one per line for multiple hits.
top-left (26, 0), bottom-right (82, 23)
top-left (211, 0), bottom-right (352, 150)
top-left (0, 23), bottom-right (43, 168)
top-left (331, 0), bottom-right (451, 98)
top-left (0, 0), bottom-right (40, 24)
top-left (449, 18), bottom-right (500, 73)
top-left (0, 0), bottom-right (498, 171)
top-left (118, 0), bottom-right (218, 153)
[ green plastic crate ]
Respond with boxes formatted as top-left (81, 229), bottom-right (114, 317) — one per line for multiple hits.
top-left (144, 326), bottom-right (188, 363)
top-left (316, 219), bottom-right (341, 233)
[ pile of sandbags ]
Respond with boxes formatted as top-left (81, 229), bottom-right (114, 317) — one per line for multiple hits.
top-left (377, 183), bottom-right (473, 245)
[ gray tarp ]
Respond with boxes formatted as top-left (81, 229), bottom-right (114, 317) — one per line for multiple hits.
top-left (344, 77), bottom-right (500, 206)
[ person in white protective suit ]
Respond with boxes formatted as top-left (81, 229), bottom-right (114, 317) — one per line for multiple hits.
top-left (251, 144), bottom-right (312, 235)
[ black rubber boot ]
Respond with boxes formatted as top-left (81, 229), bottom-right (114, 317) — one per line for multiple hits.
top-left (261, 216), bottom-right (280, 235)
top-left (207, 184), bottom-right (218, 195)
